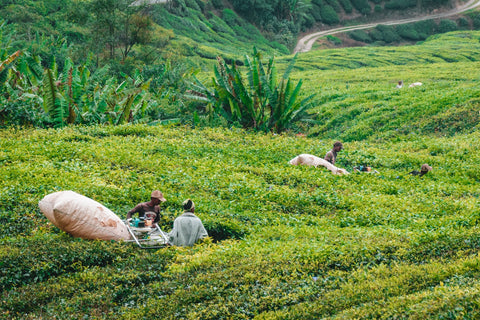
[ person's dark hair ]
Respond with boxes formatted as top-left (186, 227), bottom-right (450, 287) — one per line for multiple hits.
top-left (334, 141), bottom-right (343, 148)
top-left (183, 199), bottom-right (194, 211)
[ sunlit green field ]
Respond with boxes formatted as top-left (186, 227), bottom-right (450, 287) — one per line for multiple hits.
top-left (1, 31), bottom-right (480, 319)
top-left (288, 31), bottom-right (480, 140)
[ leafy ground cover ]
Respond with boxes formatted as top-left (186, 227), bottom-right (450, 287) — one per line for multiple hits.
top-left (1, 30), bottom-right (480, 319)
top-left (1, 123), bottom-right (479, 318)
top-left (287, 31), bottom-right (480, 140)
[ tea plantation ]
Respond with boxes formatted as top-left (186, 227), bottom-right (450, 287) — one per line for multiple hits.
top-left (1, 31), bottom-right (480, 319)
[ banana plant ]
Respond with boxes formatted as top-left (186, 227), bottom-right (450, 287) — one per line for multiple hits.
top-left (266, 52), bottom-right (316, 133)
top-left (108, 70), bottom-right (151, 125)
top-left (43, 68), bottom-right (66, 128)
top-left (187, 47), bottom-right (315, 133)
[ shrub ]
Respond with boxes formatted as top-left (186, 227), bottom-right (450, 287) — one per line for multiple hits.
top-left (310, 3), bottom-right (323, 22)
top-left (210, 0), bottom-right (223, 9)
top-left (348, 29), bottom-right (372, 42)
top-left (339, 0), bottom-right (353, 13)
top-left (385, 0), bottom-right (416, 10)
top-left (369, 28), bottom-right (383, 41)
top-left (438, 19), bottom-right (458, 33)
top-left (222, 9), bottom-right (240, 26)
top-left (209, 15), bottom-right (234, 34)
top-left (202, 217), bottom-right (247, 241)
top-left (187, 48), bottom-right (315, 133)
top-left (457, 17), bottom-right (470, 30)
top-left (0, 234), bottom-right (130, 290)
top-left (326, 35), bottom-right (342, 45)
top-left (376, 24), bottom-right (401, 43)
top-left (320, 5), bottom-right (340, 25)
top-left (351, 0), bottom-right (371, 14)
top-left (299, 14), bottom-right (315, 31)
top-left (414, 20), bottom-right (437, 38)
top-left (325, 0), bottom-right (342, 12)
top-left (473, 14), bottom-right (480, 29)
top-left (396, 24), bottom-right (421, 41)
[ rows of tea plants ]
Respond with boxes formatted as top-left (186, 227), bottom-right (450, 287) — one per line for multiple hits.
top-left (286, 31), bottom-right (480, 140)
top-left (2, 30), bottom-right (480, 319)
top-left (1, 121), bottom-right (479, 318)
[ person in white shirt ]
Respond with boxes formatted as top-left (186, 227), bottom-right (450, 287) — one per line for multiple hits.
top-left (168, 199), bottom-right (208, 247)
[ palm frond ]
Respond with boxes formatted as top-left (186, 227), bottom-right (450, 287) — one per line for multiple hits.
top-left (0, 50), bottom-right (21, 73)
top-left (43, 69), bottom-right (64, 128)
top-left (282, 53), bottom-right (298, 80)
top-left (116, 94), bottom-right (135, 125)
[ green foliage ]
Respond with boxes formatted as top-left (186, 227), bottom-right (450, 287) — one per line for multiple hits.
top-left (473, 14), bottom-right (480, 29)
top-left (348, 29), bottom-right (372, 43)
top-left (187, 48), bottom-right (315, 133)
top-left (0, 45), bottom-right (165, 127)
top-left (373, 24), bottom-right (401, 43)
top-left (320, 4), bottom-right (340, 25)
top-left (338, 0), bottom-right (353, 13)
top-left (348, 16), bottom-right (472, 47)
top-left (278, 31), bottom-right (480, 140)
top-left (395, 24), bottom-right (421, 41)
top-left (414, 19), bottom-right (437, 38)
top-left (457, 17), bottom-right (470, 30)
top-left (385, 0), bottom-right (416, 10)
top-left (43, 68), bottom-right (64, 128)
top-left (221, 8), bottom-right (241, 26)
top-left (1, 119), bottom-right (480, 318)
top-left (438, 19), bottom-right (458, 33)
top-left (325, 0), bottom-right (342, 12)
top-left (0, 0), bottom-right (468, 70)
top-left (326, 35), bottom-right (342, 45)
top-left (3, 11), bottom-right (480, 320)
top-left (350, 0), bottom-right (371, 15)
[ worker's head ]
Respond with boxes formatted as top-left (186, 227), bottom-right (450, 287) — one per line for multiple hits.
top-left (151, 190), bottom-right (166, 205)
top-left (420, 164), bottom-right (432, 173)
top-left (183, 199), bottom-right (195, 212)
top-left (333, 141), bottom-right (343, 152)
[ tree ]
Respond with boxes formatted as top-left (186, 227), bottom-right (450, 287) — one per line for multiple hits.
top-left (89, 0), bottom-right (153, 62)
top-left (119, 12), bottom-right (154, 61)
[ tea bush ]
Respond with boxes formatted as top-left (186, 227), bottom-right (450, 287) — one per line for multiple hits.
top-left (2, 123), bottom-right (480, 318)
top-left (2, 31), bottom-right (480, 319)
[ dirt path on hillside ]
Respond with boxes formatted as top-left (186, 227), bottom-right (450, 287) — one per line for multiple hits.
top-left (294, 0), bottom-right (480, 53)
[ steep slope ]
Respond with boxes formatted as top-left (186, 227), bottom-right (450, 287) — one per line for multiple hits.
top-left (277, 31), bottom-right (480, 140)
top-left (295, 0), bottom-right (480, 52)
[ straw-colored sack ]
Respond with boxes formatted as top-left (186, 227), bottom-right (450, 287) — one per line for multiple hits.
top-left (289, 154), bottom-right (349, 175)
top-left (39, 191), bottom-right (130, 241)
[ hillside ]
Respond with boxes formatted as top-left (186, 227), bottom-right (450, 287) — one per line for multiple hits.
top-left (2, 0), bottom-right (478, 68)
top-left (2, 30), bottom-right (480, 318)
top-left (286, 31), bottom-right (480, 140)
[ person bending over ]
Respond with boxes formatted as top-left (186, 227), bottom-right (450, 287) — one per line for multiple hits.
top-left (325, 141), bottom-right (343, 165)
top-left (127, 190), bottom-right (166, 227)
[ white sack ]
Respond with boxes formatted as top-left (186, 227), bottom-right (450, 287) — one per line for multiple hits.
top-left (409, 82), bottom-right (422, 87)
top-left (39, 191), bottom-right (130, 241)
top-left (289, 154), bottom-right (349, 175)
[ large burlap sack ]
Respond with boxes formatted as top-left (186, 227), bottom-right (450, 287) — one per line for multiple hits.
top-left (39, 191), bottom-right (130, 241)
top-left (289, 154), bottom-right (349, 175)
